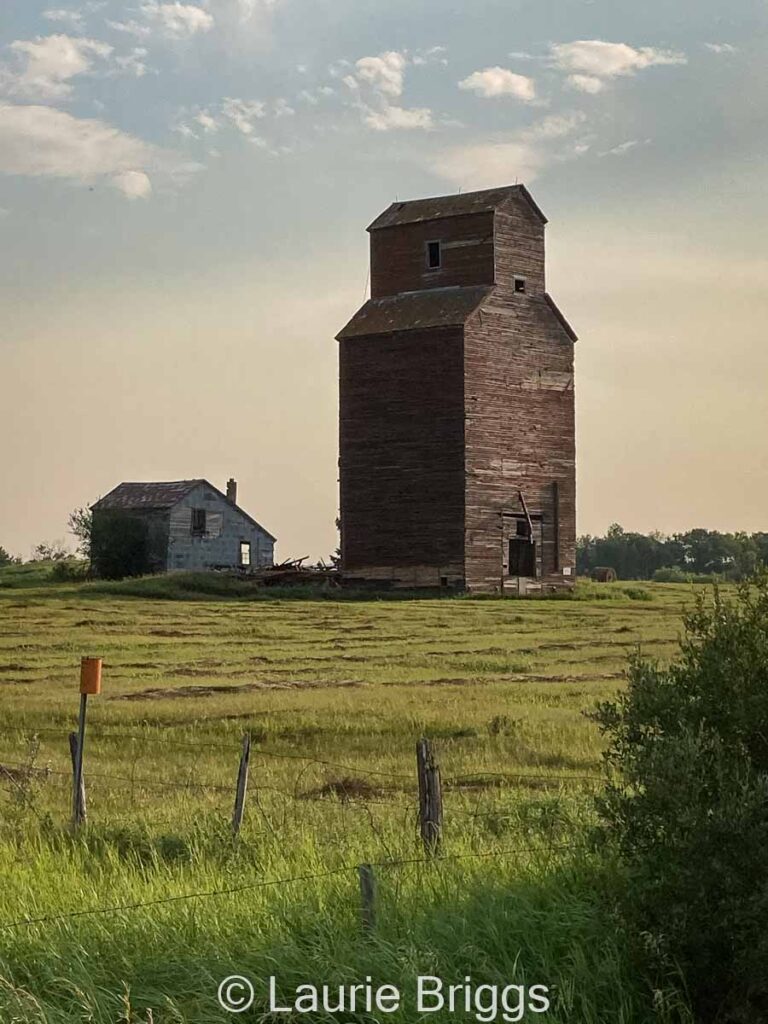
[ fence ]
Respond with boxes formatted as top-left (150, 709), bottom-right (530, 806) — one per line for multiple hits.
top-left (0, 722), bottom-right (603, 933)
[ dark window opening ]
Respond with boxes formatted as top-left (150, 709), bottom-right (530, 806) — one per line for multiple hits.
top-left (516, 519), bottom-right (531, 538)
top-left (514, 276), bottom-right (526, 294)
top-left (191, 508), bottom-right (206, 536)
top-left (240, 541), bottom-right (251, 567)
top-left (509, 538), bottom-right (536, 578)
top-left (426, 241), bottom-right (441, 269)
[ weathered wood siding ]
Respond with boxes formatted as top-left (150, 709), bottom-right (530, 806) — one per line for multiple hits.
top-left (166, 484), bottom-right (274, 571)
top-left (338, 327), bottom-right (465, 583)
top-left (370, 212), bottom-right (495, 298)
top-left (464, 291), bottom-right (575, 593)
top-left (494, 201), bottom-right (546, 294)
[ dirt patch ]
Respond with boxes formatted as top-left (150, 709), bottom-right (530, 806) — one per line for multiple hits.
top-left (148, 629), bottom-right (201, 638)
top-left (302, 776), bottom-right (388, 802)
top-left (110, 679), bottom-right (364, 701)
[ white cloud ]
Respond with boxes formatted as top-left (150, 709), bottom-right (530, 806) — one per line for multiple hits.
top-left (705, 43), bottom-right (737, 54)
top-left (458, 66), bottom-right (536, 102)
top-left (139, 2), bottom-right (214, 38)
top-left (194, 109), bottom-right (219, 132)
top-left (432, 111), bottom-right (587, 189)
top-left (354, 51), bottom-right (406, 97)
top-left (566, 73), bottom-right (604, 94)
top-left (551, 40), bottom-right (686, 83)
top-left (42, 8), bottom-right (85, 28)
top-left (0, 102), bottom-right (197, 197)
top-left (600, 138), bottom-right (650, 157)
top-left (106, 19), bottom-right (152, 38)
top-left (364, 104), bottom-right (433, 131)
top-left (221, 96), bottom-right (266, 133)
top-left (114, 47), bottom-right (149, 77)
top-left (1, 34), bottom-right (113, 101)
top-left (273, 97), bottom-right (295, 117)
top-left (112, 168), bottom-right (152, 198)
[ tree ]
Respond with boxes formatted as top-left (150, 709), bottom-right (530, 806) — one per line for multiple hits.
top-left (90, 510), bottom-right (150, 579)
top-left (0, 546), bottom-right (16, 566)
top-left (68, 506), bottom-right (93, 558)
top-left (591, 577), bottom-right (768, 1021)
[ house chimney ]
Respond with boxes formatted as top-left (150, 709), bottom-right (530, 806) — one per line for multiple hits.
top-left (226, 478), bottom-right (237, 504)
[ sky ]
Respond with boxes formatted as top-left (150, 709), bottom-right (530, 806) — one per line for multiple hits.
top-left (1, 0), bottom-right (767, 562)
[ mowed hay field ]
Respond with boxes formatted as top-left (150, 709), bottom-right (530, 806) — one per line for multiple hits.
top-left (0, 574), bottom-right (698, 1024)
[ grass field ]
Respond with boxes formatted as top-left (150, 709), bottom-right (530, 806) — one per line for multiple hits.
top-left (0, 568), bottom-right (700, 1023)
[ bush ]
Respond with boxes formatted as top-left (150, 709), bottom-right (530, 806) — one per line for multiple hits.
top-left (591, 576), bottom-right (768, 1022)
top-left (49, 559), bottom-right (89, 582)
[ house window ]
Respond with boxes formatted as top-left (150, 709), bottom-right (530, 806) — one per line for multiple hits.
top-left (239, 541), bottom-right (251, 567)
top-left (426, 241), bottom-right (441, 269)
top-left (191, 508), bottom-right (206, 536)
top-left (514, 276), bottom-right (527, 294)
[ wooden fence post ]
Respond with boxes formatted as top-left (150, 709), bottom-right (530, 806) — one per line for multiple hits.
top-left (68, 731), bottom-right (87, 826)
top-left (358, 863), bottom-right (376, 934)
top-left (416, 738), bottom-right (443, 856)
top-left (232, 732), bottom-right (251, 837)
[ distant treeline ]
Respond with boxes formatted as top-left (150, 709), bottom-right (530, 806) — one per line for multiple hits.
top-left (577, 524), bottom-right (768, 582)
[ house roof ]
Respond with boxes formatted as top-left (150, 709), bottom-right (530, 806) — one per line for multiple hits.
top-left (367, 184), bottom-right (547, 231)
top-left (92, 480), bottom-right (203, 511)
top-left (336, 285), bottom-right (492, 340)
top-left (92, 480), bottom-right (277, 541)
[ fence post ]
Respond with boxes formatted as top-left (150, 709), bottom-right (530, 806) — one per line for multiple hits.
top-left (232, 732), bottom-right (251, 837)
top-left (416, 738), bottom-right (443, 856)
top-left (358, 863), bottom-right (376, 934)
top-left (72, 657), bottom-right (102, 829)
top-left (68, 731), bottom-right (87, 825)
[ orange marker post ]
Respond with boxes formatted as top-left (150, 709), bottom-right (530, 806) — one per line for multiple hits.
top-left (72, 656), bottom-right (102, 827)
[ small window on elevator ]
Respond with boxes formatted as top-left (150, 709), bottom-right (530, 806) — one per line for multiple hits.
top-left (514, 276), bottom-right (527, 294)
top-left (239, 541), bottom-right (251, 567)
top-left (426, 241), bottom-right (441, 269)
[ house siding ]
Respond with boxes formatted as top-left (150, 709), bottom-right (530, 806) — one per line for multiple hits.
top-left (166, 484), bottom-right (274, 571)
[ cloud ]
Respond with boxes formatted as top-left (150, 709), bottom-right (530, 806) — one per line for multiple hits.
top-left (194, 109), bottom-right (219, 132)
top-left (137, 1), bottom-right (214, 38)
top-left (114, 47), bottom-right (149, 77)
top-left (354, 51), bottom-right (406, 97)
top-left (42, 8), bottom-right (85, 27)
top-left (221, 96), bottom-right (265, 133)
top-left (112, 168), bottom-right (152, 197)
top-left (0, 102), bottom-right (197, 197)
top-left (459, 66), bottom-right (536, 102)
top-left (600, 138), bottom-right (646, 156)
top-left (566, 73), bottom-right (604, 94)
top-left (364, 104), bottom-right (433, 131)
top-left (1, 34), bottom-right (113, 101)
top-left (705, 43), bottom-right (737, 54)
top-left (550, 40), bottom-right (686, 86)
top-left (432, 111), bottom-right (587, 189)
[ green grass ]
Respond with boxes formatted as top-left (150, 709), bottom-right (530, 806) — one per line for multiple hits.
top-left (0, 571), bottom-right (702, 1022)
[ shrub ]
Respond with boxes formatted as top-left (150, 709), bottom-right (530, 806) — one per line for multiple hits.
top-left (591, 576), bottom-right (768, 1022)
top-left (49, 559), bottom-right (89, 582)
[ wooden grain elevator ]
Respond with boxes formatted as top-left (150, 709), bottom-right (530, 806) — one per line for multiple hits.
top-left (336, 184), bottom-right (577, 593)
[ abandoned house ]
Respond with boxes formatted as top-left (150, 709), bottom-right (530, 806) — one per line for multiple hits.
top-left (336, 184), bottom-right (576, 593)
top-left (90, 478), bottom-right (275, 577)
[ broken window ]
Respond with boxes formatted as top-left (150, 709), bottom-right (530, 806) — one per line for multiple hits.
top-left (426, 241), bottom-right (441, 269)
top-left (514, 276), bottom-right (527, 294)
top-left (240, 541), bottom-right (251, 567)
top-left (191, 509), bottom-right (206, 536)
